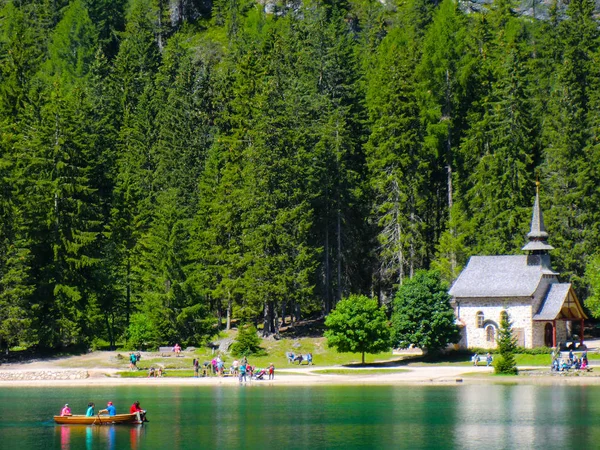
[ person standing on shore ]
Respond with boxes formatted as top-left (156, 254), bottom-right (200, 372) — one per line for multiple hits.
top-left (193, 358), bottom-right (199, 377)
top-left (268, 363), bottom-right (274, 380)
top-left (239, 362), bottom-right (247, 383)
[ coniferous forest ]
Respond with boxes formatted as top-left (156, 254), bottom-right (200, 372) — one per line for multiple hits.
top-left (1, 0), bottom-right (600, 350)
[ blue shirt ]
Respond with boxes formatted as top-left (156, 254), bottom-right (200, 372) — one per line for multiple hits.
top-left (107, 405), bottom-right (116, 416)
top-left (86, 406), bottom-right (94, 417)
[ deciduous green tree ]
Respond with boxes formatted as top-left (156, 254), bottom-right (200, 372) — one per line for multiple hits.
top-left (391, 270), bottom-right (459, 353)
top-left (324, 294), bottom-right (390, 364)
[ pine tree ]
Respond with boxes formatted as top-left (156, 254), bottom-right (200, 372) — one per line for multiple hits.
top-left (365, 26), bottom-right (427, 295)
top-left (495, 312), bottom-right (518, 375)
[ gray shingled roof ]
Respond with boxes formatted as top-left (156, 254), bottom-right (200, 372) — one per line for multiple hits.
top-left (533, 283), bottom-right (571, 320)
top-left (449, 255), bottom-right (545, 298)
top-left (527, 190), bottom-right (548, 239)
top-left (522, 240), bottom-right (555, 251)
top-left (521, 188), bottom-right (554, 251)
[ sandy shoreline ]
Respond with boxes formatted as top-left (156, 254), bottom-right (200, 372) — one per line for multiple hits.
top-left (2, 365), bottom-right (600, 387)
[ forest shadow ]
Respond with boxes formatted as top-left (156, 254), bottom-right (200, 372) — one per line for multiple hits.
top-left (0, 345), bottom-right (88, 365)
top-left (341, 351), bottom-right (472, 368)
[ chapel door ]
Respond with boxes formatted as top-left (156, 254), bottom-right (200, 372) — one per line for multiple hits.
top-left (544, 323), bottom-right (554, 347)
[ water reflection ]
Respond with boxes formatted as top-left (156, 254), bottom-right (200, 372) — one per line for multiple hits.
top-left (60, 425), bottom-right (70, 450)
top-left (13, 385), bottom-right (600, 449)
top-left (55, 424), bottom-right (142, 450)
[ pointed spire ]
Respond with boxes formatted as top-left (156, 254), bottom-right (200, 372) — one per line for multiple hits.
top-left (522, 182), bottom-right (554, 252)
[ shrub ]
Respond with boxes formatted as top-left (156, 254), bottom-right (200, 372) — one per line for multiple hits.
top-left (230, 324), bottom-right (266, 357)
top-left (494, 355), bottom-right (518, 375)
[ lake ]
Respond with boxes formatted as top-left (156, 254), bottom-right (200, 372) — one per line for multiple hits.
top-left (0, 383), bottom-right (598, 449)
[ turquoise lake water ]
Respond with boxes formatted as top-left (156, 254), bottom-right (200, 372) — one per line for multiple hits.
top-left (0, 384), bottom-right (599, 449)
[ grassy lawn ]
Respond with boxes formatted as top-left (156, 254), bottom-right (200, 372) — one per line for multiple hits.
top-left (311, 369), bottom-right (410, 375)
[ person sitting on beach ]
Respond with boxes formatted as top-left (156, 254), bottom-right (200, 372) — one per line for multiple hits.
top-left (60, 404), bottom-right (71, 416)
top-left (86, 402), bottom-right (95, 417)
top-left (99, 401), bottom-right (116, 416)
top-left (173, 343), bottom-right (181, 356)
top-left (148, 367), bottom-right (155, 378)
top-left (581, 358), bottom-right (588, 370)
top-left (157, 367), bottom-right (163, 377)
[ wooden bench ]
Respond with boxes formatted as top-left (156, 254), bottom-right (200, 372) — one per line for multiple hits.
top-left (158, 347), bottom-right (173, 356)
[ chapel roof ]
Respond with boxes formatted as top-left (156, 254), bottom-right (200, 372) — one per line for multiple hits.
top-left (533, 283), bottom-right (588, 320)
top-left (522, 182), bottom-right (554, 252)
top-left (448, 255), bottom-right (555, 298)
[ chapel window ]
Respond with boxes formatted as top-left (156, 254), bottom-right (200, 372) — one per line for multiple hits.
top-left (486, 325), bottom-right (495, 342)
top-left (476, 311), bottom-right (484, 328)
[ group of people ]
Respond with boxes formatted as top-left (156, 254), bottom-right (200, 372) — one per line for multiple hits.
top-left (147, 366), bottom-right (164, 377)
top-left (191, 355), bottom-right (275, 382)
top-left (472, 352), bottom-right (493, 367)
top-left (551, 349), bottom-right (589, 372)
top-left (59, 401), bottom-right (147, 421)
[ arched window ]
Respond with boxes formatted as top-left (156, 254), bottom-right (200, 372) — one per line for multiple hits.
top-left (486, 325), bottom-right (496, 342)
top-left (476, 311), bottom-right (484, 328)
top-left (500, 310), bottom-right (508, 324)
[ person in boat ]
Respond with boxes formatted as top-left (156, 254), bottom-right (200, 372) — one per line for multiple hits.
top-left (130, 401), bottom-right (147, 421)
top-left (86, 402), bottom-right (95, 417)
top-left (99, 401), bottom-right (116, 416)
top-left (60, 404), bottom-right (71, 416)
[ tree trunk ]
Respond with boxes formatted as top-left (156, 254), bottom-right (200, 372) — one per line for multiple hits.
top-left (281, 301), bottom-right (287, 327)
top-left (324, 224), bottom-right (331, 313)
top-left (362, 351), bottom-right (365, 365)
top-left (126, 257), bottom-right (131, 327)
top-left (336, 205), bottom-right (342, 304)
top-left (226, 290), bottom-right (232, 331)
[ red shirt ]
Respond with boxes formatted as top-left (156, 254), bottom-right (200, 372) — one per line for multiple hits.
top-left (130, 404), bottom-right (142, 413)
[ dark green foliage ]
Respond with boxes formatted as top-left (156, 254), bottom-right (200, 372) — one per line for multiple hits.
top-left (391, 270), bottom-right (459, 353)
top-left (230, 324), bottom-right (266, 357)
top-left (1, 0), bottom-right (600, 350)
top-left (324, 294), bottom-right (391, 364)
top-left (495, 313), bottom-right (518, 375)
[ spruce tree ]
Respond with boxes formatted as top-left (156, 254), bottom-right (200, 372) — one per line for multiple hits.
top-left (495, 312), bottom-right (518, 375)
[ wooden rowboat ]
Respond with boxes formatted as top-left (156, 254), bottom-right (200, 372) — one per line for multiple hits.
top-left (54, 413), bottom-right (143, 425)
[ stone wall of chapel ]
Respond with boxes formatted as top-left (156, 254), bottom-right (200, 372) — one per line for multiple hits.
top-left (456, 298), bottom-right (533, 349)
top-left (531, 321), bottom-right (568, 347)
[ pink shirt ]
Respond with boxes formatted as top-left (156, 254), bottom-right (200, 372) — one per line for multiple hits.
top-left (61, 407), bottom-right (71, 416)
